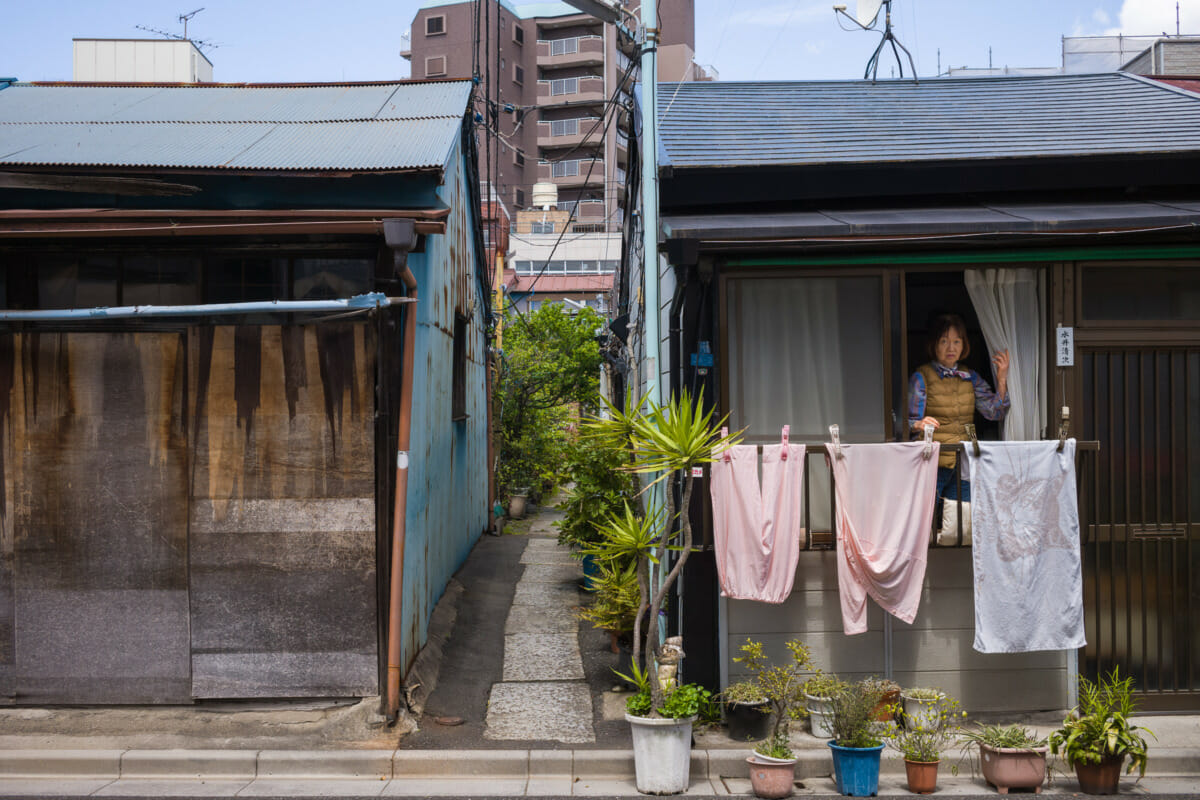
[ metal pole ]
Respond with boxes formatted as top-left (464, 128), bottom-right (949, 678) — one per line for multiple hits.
top-left (641, 0), bottom-right (660, 408)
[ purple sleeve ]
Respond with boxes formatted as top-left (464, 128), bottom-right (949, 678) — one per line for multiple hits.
top-left (970, 369), bottom-right (1010, 421)
top-left (908, 371), bottom-right (926, 432)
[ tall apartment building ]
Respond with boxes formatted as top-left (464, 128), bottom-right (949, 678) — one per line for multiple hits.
top-left (403, 0), bottom-right (706, 229)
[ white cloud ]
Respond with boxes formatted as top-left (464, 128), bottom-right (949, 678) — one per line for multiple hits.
top-left (1106, 0), bottom-right (1200, 35)
top-left (1093, 8), bottom-right (1112, 25)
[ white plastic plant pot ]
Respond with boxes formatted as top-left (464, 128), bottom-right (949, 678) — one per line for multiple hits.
top-left (626, 713), bottom-right (695, 795)
top-left (806, 693), bottom-right (835, 739)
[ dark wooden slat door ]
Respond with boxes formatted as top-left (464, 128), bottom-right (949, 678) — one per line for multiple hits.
top-left (1080, 347), bottom-right (1200, 710)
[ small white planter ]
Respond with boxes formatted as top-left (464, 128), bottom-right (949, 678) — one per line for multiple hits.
top-left (901, 692), bottom-right (945, 731)
top-left (626, 713), bottom-right (695, 795)
top-left (805, 693), bottom-right (834, 739)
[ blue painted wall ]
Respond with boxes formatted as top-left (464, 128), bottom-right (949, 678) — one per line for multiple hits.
top-left (399, 133), bottom-right (490, 670)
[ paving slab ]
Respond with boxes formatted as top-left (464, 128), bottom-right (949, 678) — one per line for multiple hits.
top-left (520, 563), bottom-right (582, 584)
top-left (0, 778), bottom-right (114, 796)
top-left (257, 750), bottom-right (393, 779)
top-left (502, 633), bottom-right (585, 681)
top-left (505, 602), bottom-right (579, 634)
top-left (380, 777), bottom-right (528, 796)
top-left (92, 778), bottom-right (250, 796)
top-left (512, 581), bottom-right (582, 607)
top-left (238, 778), bottom-right (389, 796)
top-left (0, 749), bottom-right (123, 778)
top-left (485, 682), bottom-right (595, 744)
top-left (392, 749), bottom-right (529, 778)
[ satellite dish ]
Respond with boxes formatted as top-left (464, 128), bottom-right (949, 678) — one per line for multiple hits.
top-left (855, 0), bottom-right (884, 27)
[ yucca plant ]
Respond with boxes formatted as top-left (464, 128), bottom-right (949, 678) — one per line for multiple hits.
top-left (1049, 667), bottom-right (1154, 778)
top-left (581, 389), bottom-right (739, 716)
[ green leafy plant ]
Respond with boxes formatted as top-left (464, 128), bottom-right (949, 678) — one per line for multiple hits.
top-left (887, 694), bottom-right (967, 763)
top-left (829, 679), bottom-right (888, 749)
top-left (1048, 667), bottom-right (1154, 778)
top-left (903, 687), bottom-right (944, 702)
top-left (757, 732), bottom-right (794, 760)
top-left (804, 673), bottom-right (848, 699)
top-left (729, 638), bottom-right (815, 759)
top-left (583, 389), bottom-right (740, 717)
top-left (627, 682), bottom-right (713, 720)
top-left (555, 432), bottom-right (638, 551)
top-left (576, 556), bottom-right (640, 642)
top-left (722, 680), bottom-right (768, 704)
top-left (960, 723), bottom-right (1047, 750)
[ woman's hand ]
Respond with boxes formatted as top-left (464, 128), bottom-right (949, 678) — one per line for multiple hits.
top-left (993, 349), bottom-right (1010, 395)
top-left (913, 416), bottom-right (940, 432)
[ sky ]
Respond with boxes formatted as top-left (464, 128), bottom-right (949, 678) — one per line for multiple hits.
top-left (2, 0), bottom-right (1199, 84)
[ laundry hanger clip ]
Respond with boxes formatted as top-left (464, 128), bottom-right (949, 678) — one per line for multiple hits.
top-left (922, 424), bottom-right (935, 460)
top-left (1057, 406), bottom-right (1070, 453)
top-left (781, 425), bottom-right (790, 460)
top-left (829, 424), bottom-right (842, 459)
top-left (721, 426), bottom-right (731, 461)
top-left (964, 423), bottom-right (981, 457)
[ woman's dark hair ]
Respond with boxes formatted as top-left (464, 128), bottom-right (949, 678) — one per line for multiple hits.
top-left (926, 314), bottom-right (971, 361)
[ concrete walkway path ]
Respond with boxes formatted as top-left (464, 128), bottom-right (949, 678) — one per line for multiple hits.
top-left (485, 505), bottom-right (596, 744)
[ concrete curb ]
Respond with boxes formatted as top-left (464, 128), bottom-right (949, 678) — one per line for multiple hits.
top-left (1, 746), bottom-right (1198, 782)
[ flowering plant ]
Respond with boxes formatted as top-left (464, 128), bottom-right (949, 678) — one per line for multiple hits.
top-left (887, 693), bottom-right (967, 763)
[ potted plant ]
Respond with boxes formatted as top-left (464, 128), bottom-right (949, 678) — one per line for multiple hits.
top-left (1048, 667), bottom-right (1154, 795)
top-left (960, 724), bottom-right (1048, 794)
top-left (886, 693), bottom-right (966, 794)
top-left (804, 673), bottom-right (847, 739)
top-left (576, 556), bottom-right (639, 653)
top-left (730, 638), bottom-right (816, 798)
top-left (901, 686), bottom-right (946, 731)
top-left (827, 679), bottom-right (889, 797)
top-left (583, 390), bottom-right (738, 795)
top-left (722, 680), bottom-right (772, 744)
top-left (863, 676), bottom-right (901, 722)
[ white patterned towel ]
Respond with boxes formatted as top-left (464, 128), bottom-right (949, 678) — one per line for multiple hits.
top-left (963, 440), bottom-right (1086, 654)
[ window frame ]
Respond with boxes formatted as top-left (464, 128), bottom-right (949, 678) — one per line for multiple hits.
top-left (425, 15), bottom-right (446, 36)
top-left (424, 55), bottom-right (447, 78)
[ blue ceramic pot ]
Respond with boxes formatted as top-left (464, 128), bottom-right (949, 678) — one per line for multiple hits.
top-left (828, 740), bottom-right (885, 796)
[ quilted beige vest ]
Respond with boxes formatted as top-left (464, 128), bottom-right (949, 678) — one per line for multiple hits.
top-left (917, 363), bottom-right (975, 469)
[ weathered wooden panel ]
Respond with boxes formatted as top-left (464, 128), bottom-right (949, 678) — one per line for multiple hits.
top-left (1, 332), bottom-right (190, 703)
top-left (188, 324), bottom-right (377, 698)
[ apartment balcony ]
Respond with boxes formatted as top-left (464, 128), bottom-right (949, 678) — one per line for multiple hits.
top-left (536, 117), bottom-right (604, 150)
top-left (561, 199), bottom-right (607, 221)
top-left (536, 76), bottom-right (606, 107)
top-left (537, 35), bottom-right (604, 68)
top-left (537, 159), bottom-right (606, 188)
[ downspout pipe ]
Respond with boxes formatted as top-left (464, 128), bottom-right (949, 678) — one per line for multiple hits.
top-left (0, 293), bottom-right (411, 321)
top-left (383, 218), bottom-right (420, 722)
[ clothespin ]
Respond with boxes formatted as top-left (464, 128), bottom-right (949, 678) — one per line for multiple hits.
top-left (721, 426), bottom-right (731, 461)
top-left (964, 423), bottom-right (981, 457)
top-left (780, 425), bottom-right (790, 460)
top-left (1057, 407), bottom-right (1070, 452)
top-left (829, 424), bottom-right (842, 459)
top-left (922, 424), bottom-right (935, 460)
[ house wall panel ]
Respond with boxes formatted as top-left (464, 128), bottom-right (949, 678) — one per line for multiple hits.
top-left (2, 332), bottom-right (191, 703)
top-left (188, 323), bottom-right (377, 698)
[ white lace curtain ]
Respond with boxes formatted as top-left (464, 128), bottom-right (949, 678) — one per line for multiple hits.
top-left (964, 268), bottom-right (1047, 441)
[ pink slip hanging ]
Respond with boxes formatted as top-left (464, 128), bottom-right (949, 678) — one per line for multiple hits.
top-left (825, 440), bottom-right (940, 634)
top-left (709, 441), bottom-right (805, 603)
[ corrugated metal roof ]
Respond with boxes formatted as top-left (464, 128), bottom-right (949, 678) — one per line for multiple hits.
top-left (657, 73), bottom-right (1200, 169)
top-left (0, 80), bottom-right (472, 171)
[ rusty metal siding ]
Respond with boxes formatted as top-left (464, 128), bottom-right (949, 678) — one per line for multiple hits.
top-left (189, 323), bottom-right (378, 698)
top-left (398, 132), bottom-right (489, 671)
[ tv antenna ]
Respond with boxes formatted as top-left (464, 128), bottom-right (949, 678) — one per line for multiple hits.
top-left (135, 7), bottom-right (219, 52)
top-left (833, 0), bottom-right (918, 82)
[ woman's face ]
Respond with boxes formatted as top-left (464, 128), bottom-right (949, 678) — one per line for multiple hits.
top-left (934, 329), bottom-right (965, 368)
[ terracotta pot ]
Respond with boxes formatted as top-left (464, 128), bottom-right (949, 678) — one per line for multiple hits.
top-left (747, 756), bottom-right (797, 799)
top-left (1074, 754), bottom-right (1126, 795)
top-left (979, 743), bottom-right (1048, 794)
top-left (904, 759), bottom-right (939, 795)
top-left (873, 688), bottom-right (901, 721)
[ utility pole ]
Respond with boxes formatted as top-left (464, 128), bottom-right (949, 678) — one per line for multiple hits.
top-left (641, 0), bottom-right (660, 408)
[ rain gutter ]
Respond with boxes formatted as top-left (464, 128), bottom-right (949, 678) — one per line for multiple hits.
top-left (0, 293), bottom-right (411, 322)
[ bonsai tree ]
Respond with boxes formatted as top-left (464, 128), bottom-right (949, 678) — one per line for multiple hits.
top-left (1049, 667), bottom-right (1154, 779)
top-left (731, 637), bottom-right (816, 760)
top-left (582, 389), bottom-right (738, 716)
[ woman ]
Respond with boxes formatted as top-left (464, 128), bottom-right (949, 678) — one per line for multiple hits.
top-left (908, 313), bottom-right (1009, 505)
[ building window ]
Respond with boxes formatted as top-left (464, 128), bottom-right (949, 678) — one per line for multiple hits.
top-left (550, 77), bottom-right (578, 96)
top-left (515, 188), bottom-right (526, 207)
top-left (551, 118), bottom-right (579, 137)
top-left (513, 64), bottom-right (524, 84)
top-left (451, 314), bottom-right (468, 422)
top-left (551, 37), bottom-right (579, 56)
top-left (514, 149), bottom-right (525, 166)
top-left (551, 159), bottom-right (580, 178)
top-left (530, 222), bottom-right (555, 234)
top-left (425, 55), bottom-right (447, 77)
top-left (513, 26), bottom-right (525, 45)
top-left (425, 15), bottom-right (445, 36)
